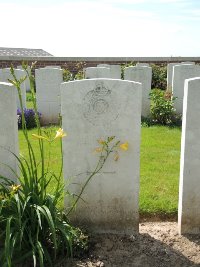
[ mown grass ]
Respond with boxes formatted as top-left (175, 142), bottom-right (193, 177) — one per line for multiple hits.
top-left (140, 125), bottom-right (181, 217)
top-left (19, 125), bottom-right (182, 216)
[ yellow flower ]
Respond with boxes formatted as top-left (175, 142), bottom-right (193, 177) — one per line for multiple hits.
top-left (97, 138), bottom-right (106, 145)
top-left (10, 184), bottom-right (21, 192)
top-left (54, 128), bottom-right (67, 139)
top-left (119, 142), bottom-right (129, 151)
top-left (32, 134), bottom-right (50, 141)
top-left (94, 147), bottom-right (103, 153)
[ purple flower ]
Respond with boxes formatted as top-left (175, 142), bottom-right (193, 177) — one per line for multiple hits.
top-left (17, 108), bottom-right (41, 129)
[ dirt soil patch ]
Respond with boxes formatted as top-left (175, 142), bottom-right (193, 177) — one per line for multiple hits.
top-left (65, 222), bottom-right (200, 267)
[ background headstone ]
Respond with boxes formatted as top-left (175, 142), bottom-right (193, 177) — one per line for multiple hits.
top-left (44, 66), bottom-right (61, 69)
top-left (84, 67), bottom-right (111, 79)
top-left (0, 68), bottom-right (26, 108)
top-left (61, 78), bottom-right (142, 234)
top-left (97, 64), bottom-right (121, 79)
top-left (172, 64), bottom-right (200, 114)
top-left (178, 77), bottom-right (200, 234)
top-left (124, 66), bottom-right (152, 117)
top-left (35, 67), bottom-right (63, 125)
top-left (0, 82), bottom-right (19, 182)
top-left (136, 63), bottom-right (150, 67)
top-left (167, 62), bottom-right (195, 92)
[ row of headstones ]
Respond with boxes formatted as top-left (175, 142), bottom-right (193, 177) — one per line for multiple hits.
top-left (35, 63), bottom-right (152, 125)
top-left (35, 61), bottom-right (200, 124)
top-left (1, 62), bottom-right (200, 123)
top-left (167, 62), bottom-right (200, 114)
top-left (0, 75), bottom-right (200, 235)
top-left (0, 63), bottom-right (152, 122)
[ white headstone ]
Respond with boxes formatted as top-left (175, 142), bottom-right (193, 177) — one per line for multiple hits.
top-left (136, 63), bottom-right (150, 67)
top-left (0, 82), bottom-right (19, 182)
top-left (97, 64), bottom-right (121, 79)
top-left (172, 64), bottom-right (200, 114)
top-left (84, 67), bottom-right (111, 79)
top-left (35, 68), bottom-right (63, 125)
top-left (178, 77), bottom-right (200, 234)
top-left (124, 66), bottom-right (152, 117)
top-left (44, 66), bottom-right (61, 69)
top-left (61, 78), bottom-right (142, 234)
top-left (17, 65), bottom-right (31, 92)
top-left (0, 68), bottom-right (26, 108)
top-left (167, 62), bottom-right (195, 92)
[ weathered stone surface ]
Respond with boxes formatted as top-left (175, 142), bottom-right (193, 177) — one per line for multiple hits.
top-left (61, 78), bottom-right (142, 234)
top-left (35, 67), bottom-right (63, 125)
top-left (0, 82), bottom-right (18, 182)
top-left (136, 63), bottom-right (150, 67)
top-left (97, 64), bottom-right (121, 79)
top-left (172, 64), bottom-right (200, 114)
top-left (167, 62), bottom-right (195, 91)
top-left (124, 66), bottom-right (152, 117)
top-left (84, 67), bottom-right (111, 79)
top-left (0, 68), bottom-right (26, 108)
top-left (178, 77), bottom-right (200, 234)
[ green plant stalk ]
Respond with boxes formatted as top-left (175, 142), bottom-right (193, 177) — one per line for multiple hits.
top-left (9, 66), bottom-right (37, 185)
top-left (67, 141), bottom-right (119, 215)
top-left (23, 62), bottom-right (46, 198)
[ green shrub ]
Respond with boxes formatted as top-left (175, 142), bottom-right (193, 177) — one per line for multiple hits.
top-left (149, 89), bottom-right (180, 125)
top-left (151, 64), bottom-right (167, 90)
top-left (63, 68), bottom-right (73, 82)
top-left (74, 62), bottom-right (85, 80)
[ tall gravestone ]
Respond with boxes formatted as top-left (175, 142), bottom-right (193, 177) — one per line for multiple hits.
top-left (61, 79), bottom-right (142, 234)
top-left (172, 64), bottom-right (200, 114)
top-left (0, 82), bottom-right (18, 182)
top-left (178, 77), bottom-right (200, 234)
top-left (0, 68), bottom-right (26, 108)
top-left (136, 63), bottom-right (150, 67)
top-left (35, 67), bottom-right (63, 125)
top-left (84, 67), bottom-right (111, 79)
top-left (124, 66), bottom-right (152, 117)
top-left (167, 62), bottom-right (195, 92)
top-left (97, 64), bottom-right (121, 79)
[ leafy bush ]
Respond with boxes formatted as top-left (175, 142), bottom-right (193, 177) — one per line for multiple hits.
top-left (63, 62), bottom-right (85, 82)
top-left (149, 89), bottom-right (180, 125)
top-left (17, 108), bottom-right (41, 129)
top-left (151, 64), bottom-right (167, 90)
top-left (63, 68), bottom-right (73, 82)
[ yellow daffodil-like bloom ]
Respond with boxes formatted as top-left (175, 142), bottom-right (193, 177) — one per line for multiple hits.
top-left (119, 142), bottom-right (129, 151)
top-left (32, 134), bottom-right (50, 142)
top-left (94, 147), bottom-right (103, 153)
top-left (97, 138), bottom-right (106, 145)
top-left (10, 184), bottom-right (21, 192)
top-left (54, 128), bottom-right (67, 139)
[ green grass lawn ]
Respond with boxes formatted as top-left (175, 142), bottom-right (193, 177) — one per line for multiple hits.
top-left (19, 125), bottom-right (182, 217)
top-left (140, 126), bottom-right (181, 217)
